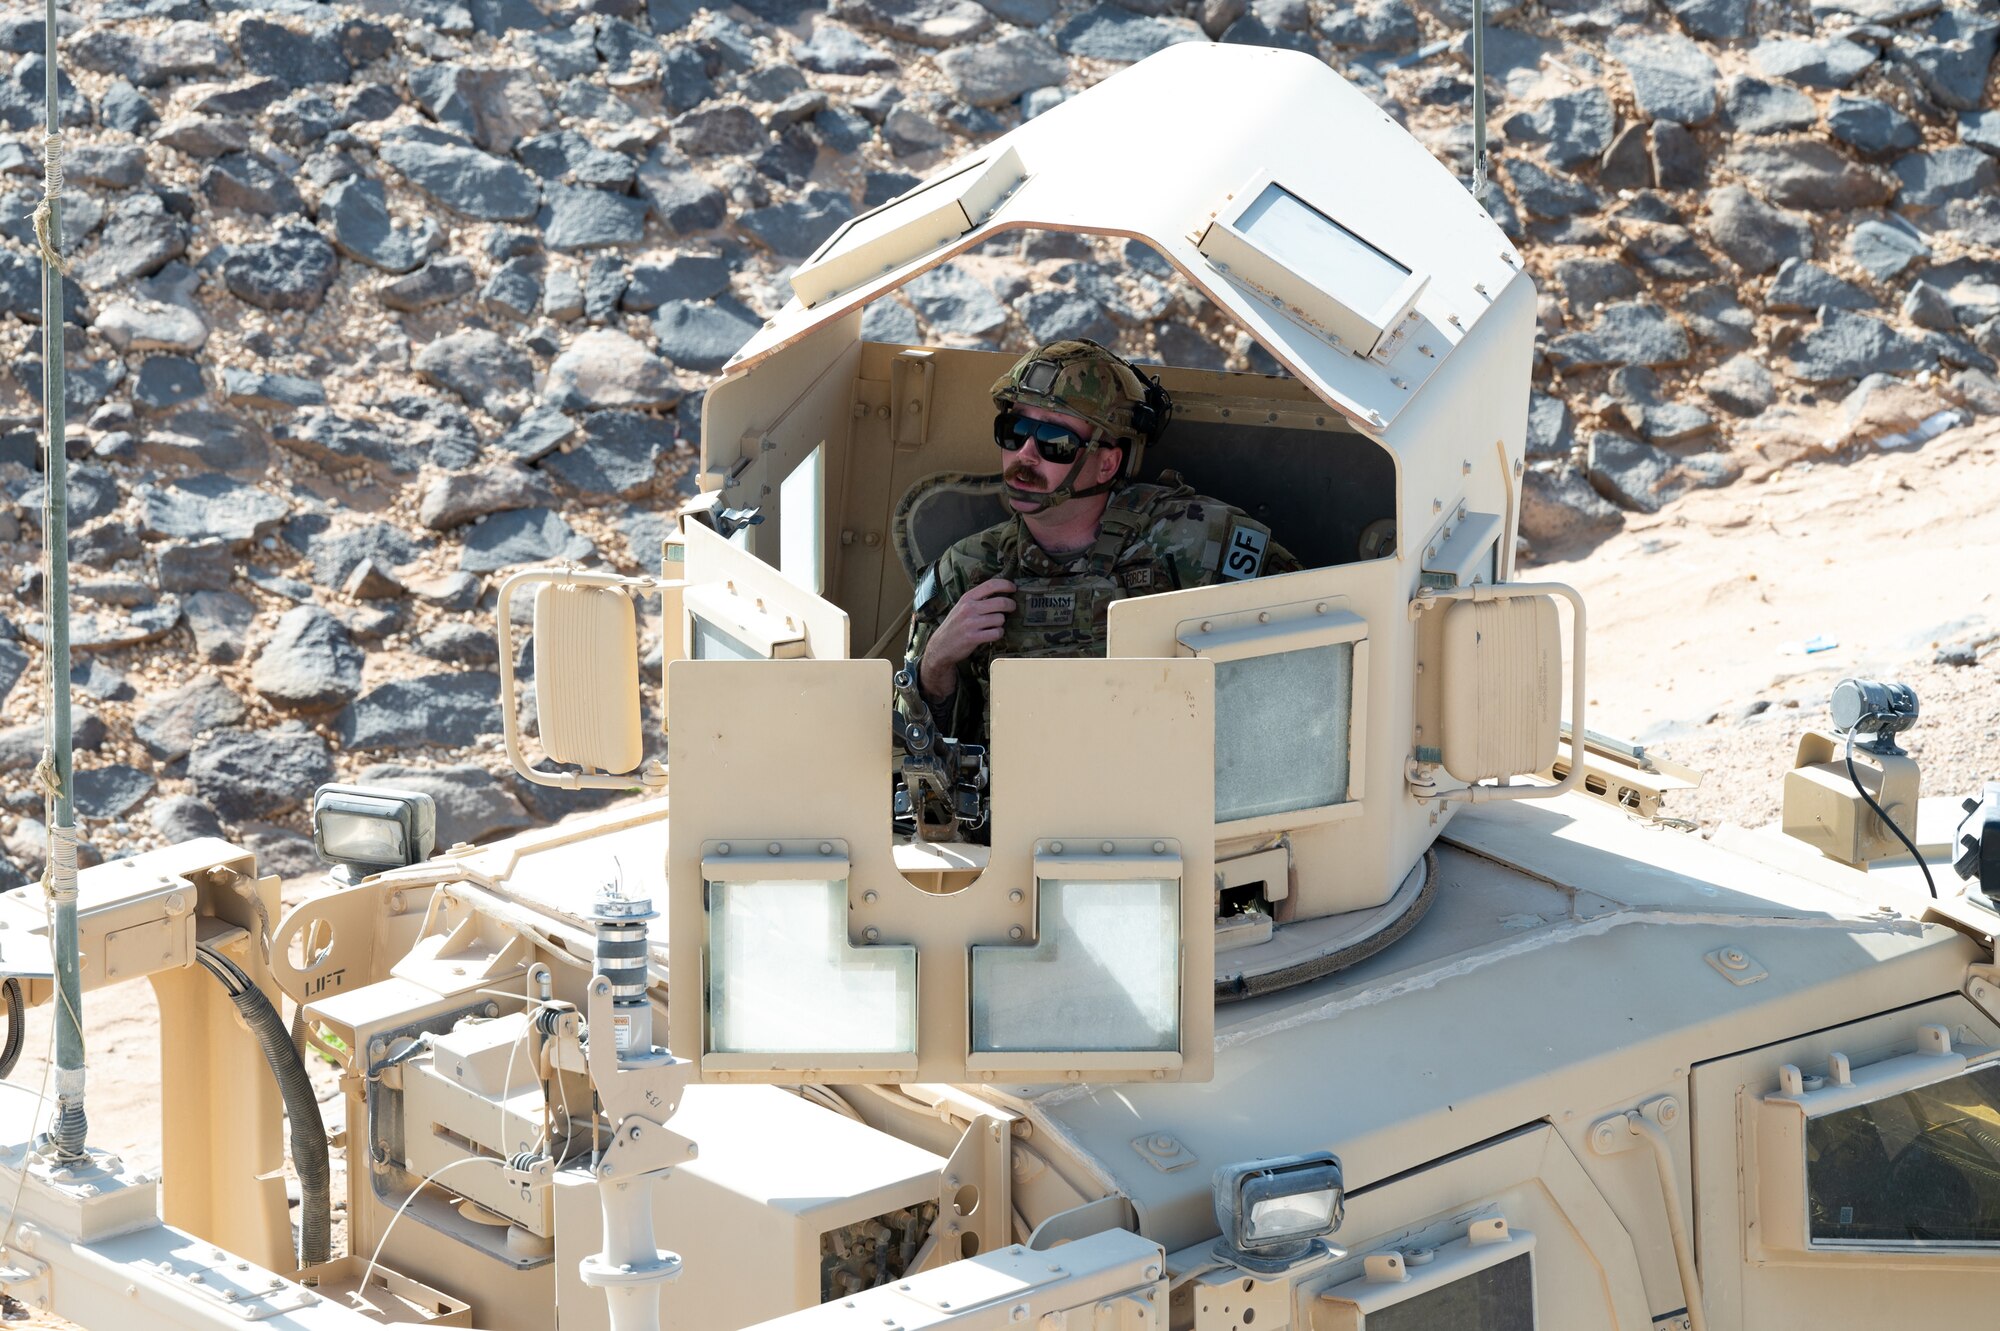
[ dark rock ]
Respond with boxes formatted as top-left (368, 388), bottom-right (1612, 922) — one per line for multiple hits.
top-left (1766, 258), bottom-right (1875, 313)
top-left (222, 368), bottom-right (324, 410)
top-left (1700, 353), bottom-right (1775, 416)
top-left (66, 144), bottom-right (147, 190)
top-left (1894, 146), bottom-right (1998, 208)
top-left (643, 298), bottom-right (759, 375)
top-left (1525, 391), bottom-right (1575, 460)
top-left (813, 106), bottom-right (873, 154)
top-left (140, 474), bottom-right (288, 544)
top-left (896, 266), bottom-right (1004, 339)
top-left (539, 186), bottom-right (650, 250)
top-left (1962, 109), bottom-right (2000, 157)
top-left (140, 406), bottom-right (267, 472)
top-left (339, 17), bottom-right (397, 64)
top-left (17, 465), bottom-right (116, 529)
top-left (221, 224), bottom-right (339, 313)
top-left (860, 299), bottom-right (920, 343)
top-left (100, 80), bottom-right (158, 135)
top-left (1556, 257), bottom-right (1640, 315)
top-left (253, 604), bottom-right (364, 710)
top-left (482, 255), bottom-right (542, 321)
top-left (1702, 185), bottom-right (1812, 275)
top-left (151, 795), bottom-right (224, 843)
top-left (405, 64), bottom-right (547, 155)
top-left (1905, 281), bottom-right (1957, 332)
top-left (1846, 217), bottom-right (1930, 280)
top-left (635, 146), bottom-right (726, 235)
top-left (882, 105), bottom-right (950, 159)
top-left (267, 90), bottom-right (340, 148)
top-left (0, 640), bottom-right (23, 709)
top-left (0, 712), bottom-right (105, 773)
top-left (133, 356), bottom-right (206, 415)
top-left (1017, 289), bottom-right (1116, 346)
top-left (412, 622), bottom-right (500, 667)
top-left (286, 519), bottom-right (424, 588)
top-left (1607, 32), bottom-right (1718, 126)
top-left (795, 22), bottom-right (899, 76)
top-left (378, 258), bottom-right (478, 312)
top-left (671, 105), bottom-right (770, 158)
top-left (496, 407), bottom-right (576, 463)
top-left (338, 672), bottom-right (504, 750)
top-left (1519, 464), bottom-right (1622, 548)
top-left (380, 133), bottom-right (541, 222)
top-left (1504, 88), bottom-right (1613, 171)
top-left (413, 329), bottom-right (534, 420)
top-left (1055, 8), bottom-right (1205, 62)
top-left (72, 765), bottom-right (153, 820)
top-left (1597, 123), bottom-right (1653, 191)
top-left (79, 193), bottom-right (187, 290)
top-left (519, 21), bottom-right (600, 80)
top-left (1721, 75), bottom-right (1817, 136)
top-left (543, 267), bottom-right (585, 322)
top-left (1785, 307), bottom-right (1934, 382)
top-left (1751, 36), bottom-right (1877, 88)
top-left (1546, 301), bottom-right (1691, 371)
top-left (237, 17), bottom-right (350, 91)
top-left (73, 521), bottom-right (144, 567)
top-left (1648, 120), bottom-right (1703, 190)
top-left (460, 507), bottom-right (594, 572)
top-left (1503, 157), bottom-right (1601, 220)
top-left (157, 539), bottom-right (235, 593)
top-left (1924, 259), bottom-right (2000, 326)
top-left (70, 657), bottom-right (132, 702)
top-left (1896, 8), bottom-right (1998, 111)
top-left (739, 189), bottom-right (856, 257)
top-left (419, 464), bottom-right (549, 529)
top-left (190, 724), bottom-right (333, 821)
top-left (153, 115), bottom-right (252, 158)
top-left (1618, 223), bottom-right (1719, 282)
top-left (1726, 142), bottom-right (1895, 211)
top-left (1828, 95), bottom-right (1921, 156)
top-left (540, 410), bottom-right (669, 499)
top-left (832, 0), bottom-right (992, 46)
top-left (11, 357), bottom-right (122, 414)
top-left (183, 589), bottom-right (252, 664)
top-left (623, 253), bottom-right (732, 311)
top-left (270, 411), bottom-right (414, 475)
top-left (1666, 0), bottom-right (1748, 39)
top-left (355, 763), bottom-right (532, 846)
top-left (321, 175), bottom-right (444, 274)
top-left (1586, 432), bottom-right (1734, 513)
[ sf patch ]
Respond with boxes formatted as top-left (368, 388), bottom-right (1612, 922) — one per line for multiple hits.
top-left (1220, 522), bottom-right (1268, 581)
top-left (1021, 589), bottom-right (1078, 628)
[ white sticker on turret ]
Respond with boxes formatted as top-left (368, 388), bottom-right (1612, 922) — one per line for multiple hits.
top-left (1220, 523), bottom-right (1267, 581)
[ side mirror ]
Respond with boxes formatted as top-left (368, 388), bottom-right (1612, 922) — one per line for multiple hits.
top-left (497, 569), bottom-right (668, 792)
top-left (1411, 582), bottom-right (1586, 804)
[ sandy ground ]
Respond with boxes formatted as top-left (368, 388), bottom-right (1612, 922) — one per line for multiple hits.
top-left (0, 423), bottom-right (1994, 1327)
top-left (1532, 417), bottom-right (2000, 832)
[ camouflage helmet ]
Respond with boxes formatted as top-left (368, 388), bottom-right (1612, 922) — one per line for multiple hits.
top-left (990, 340), bottom-right (1168, 452)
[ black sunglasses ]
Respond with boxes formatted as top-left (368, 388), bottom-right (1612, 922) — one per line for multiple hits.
top-left (994, 410), bottom-right (1095, 465)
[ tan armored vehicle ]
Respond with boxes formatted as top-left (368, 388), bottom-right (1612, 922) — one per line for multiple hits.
top-left (3, 39), bottom-right (1994, 1331)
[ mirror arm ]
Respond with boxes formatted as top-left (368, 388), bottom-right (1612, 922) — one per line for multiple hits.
top-left (495, 566), bottom-right (680, 792)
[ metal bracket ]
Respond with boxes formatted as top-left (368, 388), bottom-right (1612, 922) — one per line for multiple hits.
top-left (922, 1112), bottom-right (1012, 1271)
top-left (0, 1253), bottom-right (48, 1312)
top-left (891, 349), bottom-right (936, 451)
top-left (1130, 1132), bottom-right (1197, 1173)
top-left (1587, 1097), bottom-right (1681, 1156)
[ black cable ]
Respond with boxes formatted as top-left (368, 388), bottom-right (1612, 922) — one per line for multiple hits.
top-left (0, 979), bottom-right (22, 1079)
top-left (1846, 729), bottom-right (1937, 899)
top-left (193, 942), bottom-right (332, 1268)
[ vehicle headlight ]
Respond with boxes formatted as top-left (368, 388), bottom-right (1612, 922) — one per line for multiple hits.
top-left (1212, 1152), bottom-right (1344, 1272)
top-left (312, 785), bottom-right (437, 876)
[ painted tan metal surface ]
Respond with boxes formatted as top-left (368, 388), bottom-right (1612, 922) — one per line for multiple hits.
top-left (665, 655), bottom-right (1214, 1084)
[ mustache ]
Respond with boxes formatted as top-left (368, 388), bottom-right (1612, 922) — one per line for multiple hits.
top-left (1003, 464), bottom-right (1046, 488)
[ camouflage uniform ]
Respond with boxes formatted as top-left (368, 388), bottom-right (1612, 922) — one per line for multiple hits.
top-left (903, 476), bottom-right (1299, 747)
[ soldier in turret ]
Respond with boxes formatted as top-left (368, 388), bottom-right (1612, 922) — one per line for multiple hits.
top-left (903, 339), bottom-right (1299, 747)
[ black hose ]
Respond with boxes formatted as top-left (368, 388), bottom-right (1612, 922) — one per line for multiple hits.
top-left (0, 979), bottom-right (22, 1079)
top-left (194, 945), bottom-right (331, 1270)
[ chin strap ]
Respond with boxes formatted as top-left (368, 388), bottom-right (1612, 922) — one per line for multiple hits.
top-left (1002, 443), bottom-right (1120, 514)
